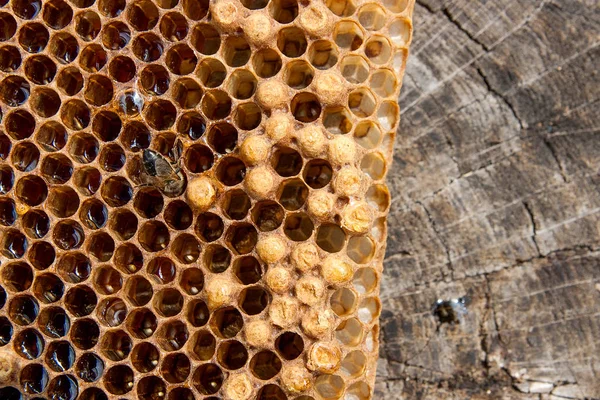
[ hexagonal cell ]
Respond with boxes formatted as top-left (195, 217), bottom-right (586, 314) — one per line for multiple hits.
top-left (358, 3), bottom-right (386, 31)
top-left (0, 13), bottom-right (17, 42)
top-left (316, 223), bottom-right (346, 252)
top-left (46, 186), bottom-right (79, 219)
top-left (93, 265), bottom-right (122, 296)
top-left (191, 23), bottom-right (221, 55)
top-left (97, 0), bottom-right (126, 17)
top-left (198, 58), bottom-right (226, 87)
top-left (97, 297), bottom-right (127, 327)
top-left (223, 36), bottom-right (251, 67)
top-left (108, 55), bottom-right (136, 84)
top-left (127, 0), bottom-right (159, 31)
top-left (18, 22), bottom-right (50, 53)
top-left (121, 121), bottom-right (151, 151)
top-left (161, 353), bottom-right (191, 383)
top-left (44, 340), bottom-right (73, 371)
top-left (182, 0), bottom-right (209, 19)
top-left (227, 223), bottom-right (258, 254)
top-left (28, 241), bottom-right (56, 270)
top-left (56, 252), bottom-right (91, 284)
top-left (249, 350), bottom-right (282, 380)
top-left (216, 156), bottom-right (246, 186)
top-left (126, 308), bottom-right (157, 339)
top-left (132, 32), bottom-right (164, 62)
top-left (252, 48), bottom-right (282, 78)
top-left (134, 187), bottom-right (164, 218)
top-left (370, 69), bottom-right (398, 99)
top-left (233, 256), bottom-right (262, 285)
top-left (346, 382), bottom-right (371, 400)
top-left (358, 297), bottom-right (381, 324)
top-left (307, 40), bottom-right (339, 71)
top-left (0, 75), bottom-right (28, 107)
top-left (291, 92), bottom-right (321, 122)
top-left (0, 165), bottom-right (12, 194)
top-left (354, 120), bottom-right (382, 149)
top-left (278, 178), bottom-right (309, 211)
top-left (42, 0), bottom-right (73, 28)
top-left (139, 64), bottom-right (170, 96)
top-left (160, 11), bottom-right (189, 41)
top-left (20, 363), bottom-right (48, 395)
top-left (365, 35), bottom-right (392, 65)
top-left (173, 77), bottom-right (203, 108)
top-left (32, 273), bottom-right (64, 304)
top-left (187, 299), bottom-right (209, 327)
top-left (235, 102), bottom-right (262, 131)
top-left (36, 121), bottom-right (68, 152)
top-left (277, 27), bottom-right (307, 58)
top-left (157, 319), bottom-right (188, 351)
top-left (383, 0), bottom-right (408, 13)
top-left (221, 189), bottom-right (251, 221)
top-left (270, 0), bottom-right (298, 23)
top-left (109, 209), bottom-right (138, 241)
top-left (195, 212), bottom-right (224, 242)
top-left (14, 328), bottom-right (44, 359)
top-left (239, 286), bottom-right (270, 315)
top-left (0, 198), bottom-right (16, 227)
top-left (24, 54), bottom-right (56, 84)
top-left (323, 106), bottom-right (354, 135)
top-left (75, 353), bottom-right (105, 383)
top-left (347, 235), bottom-right (375, 264)
top-left (303, 159), bottom-right (333, 189)
top-left (210, 306), bottom-right (244, 338)
top-left (334, 21), bottom-right (364, 50)
top-left (52, 220), bottom-right (85, 250)
top-left (184, 144), bottom-right (214, 174)
top-left (154, 288), bottom-right (184, 318)
top-left (283, 60), bottom-right (314, 90)
top-left (99, 143), bottom-right (126, 172)
top-left (353, 267), bottom-right (378, 295)
top-left (190, 330), bottom-right (216, 361)
top-left (78, 44), bottom-right (108, 73)
top-left (102, 21), bottom-right (131, 50)
top-left (330, 287), bottom-right (358, 316)
top-left (0, 45), bottom-right (21, 72)
top-left (193, 363), bottom-right (224, 395)
top-left (348, 88), bottom-right (377, 117)
top-left (64, 285), bottom-right (97, 317)
top-left (8, 294), bottom-right (39, 326)
top-left (104, 364), bottom-right (134, 395)
top-left (0, 316), bottom-right (12, 346)
top-left (275, 331), bottom-right (304, 360)
top-left (201, 89), bottom-right (232, 120)
top-left (378, 100), bottom-right (400, 130)
top-left (178, 111), bottom-right (207, 140)
top-left (163, 201), bottom-right (193, 231)
top-left (166, 43), bottom-right (197, 75)
top-left (125, 276), bottom-right (153, 307)
top-left (131, 341), bottom-right (160, 373)
top-left (11, 141), bottom-right (40, 172)
top-left (74, 10), bottom-right (101, 41)
top-left (326, 0), bottom-right (356, 16)
top-left (70, 318), bottom-right (100, 350)
top-left (146, 257), bottom-right (176, 285)
top-left (365, 325), bottom-right (379, 352)
top-left (1, 228), bottom-right (27, 259)
top-left (251, 201), bottom-right (284, 232)
top-left (4, 109), bottom-right (36, 140)
top-left (92, 111), bottom-right (122, 142)
top-left (240, 0), bottom-right (268, 9)
top-left (179, 268), bottom-right (204, 295)
top-left (284, 212), bottom-right (314, 241)
top-left (16, 175), bottom-right (48, 207)
top-left (361, 152), bottom-right (387, 180)
top-left (56, 66), bottom-right (84, 95)
top-left (315, 374), bottom-right (345, 399)
top-left (217, 339), bottom-right (249, 370)
top-left (49, 32), bottom-right (79, 64)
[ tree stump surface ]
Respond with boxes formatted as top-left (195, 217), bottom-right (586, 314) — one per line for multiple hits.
top-left (378, 0), bottom-right (600, 398)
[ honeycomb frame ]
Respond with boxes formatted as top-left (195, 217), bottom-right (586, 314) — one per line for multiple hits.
top-left (0, 0), bottom-right (414, 398)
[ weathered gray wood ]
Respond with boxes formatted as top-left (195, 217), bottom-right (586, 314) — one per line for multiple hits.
top-left (378, 0), bottom-right (600, 398)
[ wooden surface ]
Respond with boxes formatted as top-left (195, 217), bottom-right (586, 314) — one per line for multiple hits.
top-left (377, 0), bottom-right (600, 398)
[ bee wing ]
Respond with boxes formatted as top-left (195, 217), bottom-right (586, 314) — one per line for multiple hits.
top-left (154, 157), bottom-right (176, 177)
top-left (170, 139), bottom-right (184, 162)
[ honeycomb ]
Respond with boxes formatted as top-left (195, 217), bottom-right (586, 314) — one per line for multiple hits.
top-left (0, 0), bottom-right (414, 398)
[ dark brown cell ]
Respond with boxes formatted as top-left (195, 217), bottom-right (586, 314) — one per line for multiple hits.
top-left (37, 306), bottom-right (70, 338)
top-left (193, 363), bottom-right (223, 395)
top-left (43, 0), bottom-right (73, 29)
top-left (233, 256), bottom-right (263, 285)
top-left (24, 55), bottom-right (56, 84)
top-left (102, 20), bottom-right (130, 49)
top-left (70, 318), bottom-right (100, 350)
top-left (194, 212), bottom-right (225, 240)
top-left (250, 350), bottom-right (282, 380)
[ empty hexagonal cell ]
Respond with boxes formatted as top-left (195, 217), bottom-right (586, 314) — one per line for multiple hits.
top-left (201, 89), bottom-right (232, 120)
top-left (93, 265), bottom-right (122, 296)
top-left (217, 339), bottom-right (249, 370)
top-left (316, 223), bottom-right (346, 252)
top-left (383, 0), bottom-right (408, 13)
top-left (0, 13), bottom-right (16, 41)
top-left (275, 331), bottom-right (304, 360)
top-left (207, 123), bottom-right (238, 155)
top-left (326, 0), bottom-right (356, 16)
top-left (109, 209), bottom-right (138, 241)
top-left (353, 268), bottom-right (378, 295)
top-left (378, 100), bottom-right (400, 131)
top-left (223, 36), bottom-right (251, 67)
top-left (235, 102), bottom-right (262, 131)
top-left (252, 48), bottom-right (282, 78)
top-left (284, 59), bottom-right (314, 89)
top-left (187, 299), bottom-right (209, 327)
top-left (8, 294), bottom-right (39, 326)
top-left (358, 3), bottom-right (386, 30)
top-left (157, 319), bottom-right (188, 351)
top-left (160, 11), bottom-right (188, 41)
top-left (323, 106), bottom-right (354, 135)
top-left (191, 23), bottom-right (220, 55)
top-left (183, 144), bottom-right (213, 175)
top-left (74, 10), bottom-right (101, 41)
top-left (347, 235), bottom-right (375, 264)
top-left (70, 318), bottom-right (100, 350)
top-left (216, 156), bottom-right (246, 186)
top-left (227, 223), bottom-right (258, 255)
top-left (125, 276), bottom-right (153, 307)
top-left (64, 285), bottom-right (97, 317)
top-left (121, 121), bottom-right (151, 151)
top-left (284, 212), bottom-right (314, 241)
top-left (339, 54), bottom-right (370, 84)
top-left (1, 228), bottom-right (27, 259)
top-left (97, 297), bottom-right (128, 327)
top-left (251, 201), bottom-right (284, 232)
top-left (0, 46), bottom-right (21, 72)
top-left (198, 57), bottom-right (226, 87)
top-left (32, 273), bottom-right (64, 304)
top-left (139, 64), bottom-right (170, 96)
top-left (36, 121), bottom-right (67, 152)
top-left (354, 120), bottom-right (382, 149)
top-left (127, 0), bottom-right (159, 31)
top-left (250, 350), bottom-right (282, 380)
top-left (365, 35), bottom-right (392, 65)
top-left (126, 308), bottom-right (157, 339)
top-left (315, 374), bottom-right (345, 399)
top-left (166, 43), bottom-right (198, 75)
top-left (153, 288), bottom-right (184, 318)
top-left (86, 231), bottom-right (115, 262)
top-left (190, 329), bottom-right (216, 361)
top-left (178, 111), bottom-right (206, 140)
top-left (210, 306), bottom-right (244, 339)
top-left (76, 352), bottom-right (104, 383)
top-left (102, 21), bottom-right (131, 50)
top-left (44, 340), bottom-right (73, 371)
top-left (16, 175), bottom-right (47, 207)
top-left (20, 362), bottom-right (48, 395)
top-left (173, 77), bottom-right (203, 108)
top-left (193, 363), bottom-right (224, 395)
top-left (114, 242), bottom-right (143, 273)
top-left (99, 143), bottom-right (126, 172)
top-left (370, 68), bottom-right (399, 98)
top-left (348, 88), bottom-right (377, 117)
top-left (4, 109), bottom-right (36, 140)
top-left (330, 287), bottom-right (358, 317)
top-left (56, 252), bottom-right (91, 283)
top-left (277, 178), bottom-right (308, 211)
top-left (226, 69), bottom-right (257, 100)
top-left (138, 221), bottom-right (170, 252)
top-left (37, 306), bottom-right (70, 339)
top-left (171, 233), bottom-right (201, 264)
top-left (46, 186), bottom-right (79, 218)
top-left (270, 0), bottom-right (298, 22)
top-left (0, 165), bottom-right (12, 195)
top-left (19, 22), bottom-right (50, 53)
top-left (52, 220), bottom-right (85, 250)
top-left (291, 92), bottom-right (322, 122)
top-left (257, 385), bottom-right (287, 400)
top-left (204, 245), bottom-right (232, 274)
top-left (182, 0), bottom-right (209, 19)
top-left (11, 141), bottom-right (39, 173)
top-left (271, 146), bottom-right (303, 177)
top-left (24, 54), bottom-right (56, 84)
top-left (133, 32), bottom-right (164, 62)
top-left (107, 56), bottom-right (136, 84)
top-left (195, 212), bottom-right (224, 242)
top-left (56, 66), bottom-right (83, 96)
top-left (130, 341), bottom-right (160, 374)
top-left (161, 353), bottom-right (191, 383)
top-left (303, 159), bottom-right (333, 189)
top-left (277, 26), bottom-right (307, 58)
top-left (361, 152), bottom-right (387, 180)
top-left (239, 286), bottom-right (270, 315)
top-left (28, 241), bottom-right (56, 271)
top-left (78, 44), bottom-right (107, 73)
top-left (0, 198), bottom-right (16, 227)
top-left (233, 256), bottom-right (263, 285)
top-left (357, 296), bottom-right (382, 325)
top-left (334, 21), bottom-right (364, 50)
top-left (0, 75), bottom-right (30, 106)
top-left (104, 364), bottom-right (134, 395)
top-left (14, 328), bottom-right (44, 359)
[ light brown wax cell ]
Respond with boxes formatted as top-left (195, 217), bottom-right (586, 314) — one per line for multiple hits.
top-left (0, 0), bottom-right (414, 398)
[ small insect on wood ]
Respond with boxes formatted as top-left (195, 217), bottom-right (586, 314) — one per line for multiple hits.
top-left (433, 297), bottom-right (469, 325)
top-left (139, 139), bottom-right (187, 197)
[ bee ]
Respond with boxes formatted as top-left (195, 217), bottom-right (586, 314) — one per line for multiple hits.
top-left (139, 139), bottom-right (187, 197)
top-left (433, 296), bottom-right (468, 325)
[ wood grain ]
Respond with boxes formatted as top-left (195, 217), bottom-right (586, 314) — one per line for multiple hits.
top-left (378, 0), bottom-right (600, 398)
